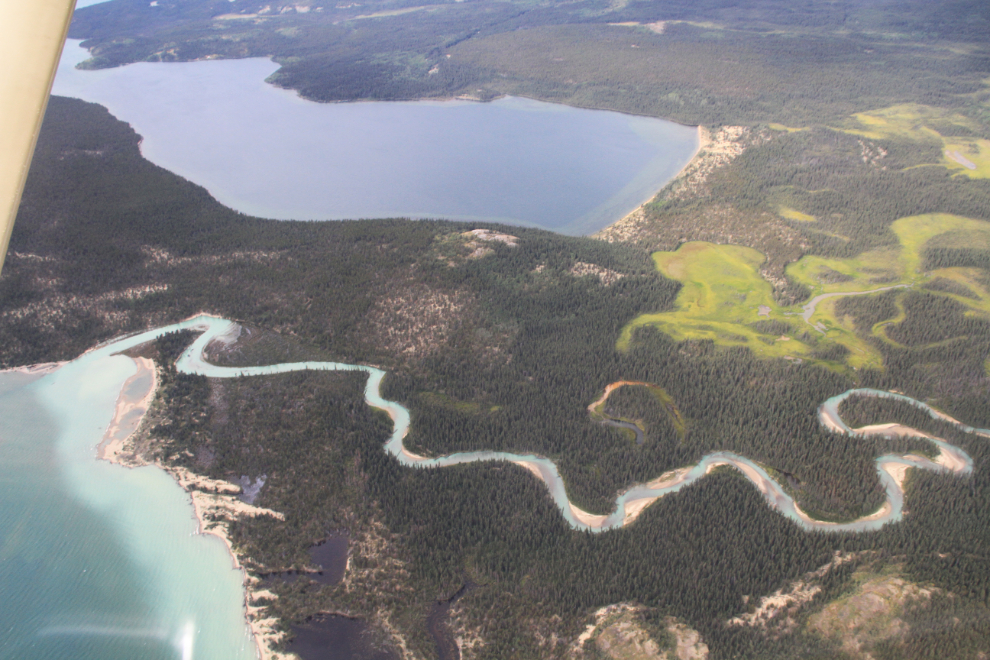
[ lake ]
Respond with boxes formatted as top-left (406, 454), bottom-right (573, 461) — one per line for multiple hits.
top-left (0, 339), bottom-right (256, 660)
top-left (3, 312), bottom-right (983, 659)
top-left (51, 40), bottom-right (698, 235)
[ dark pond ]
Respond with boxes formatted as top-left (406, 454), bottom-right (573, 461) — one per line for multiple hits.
top-left (287, 615), bottom-right (398, 660)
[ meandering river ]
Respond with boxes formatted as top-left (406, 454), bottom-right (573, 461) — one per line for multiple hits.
top-left (172, 317), bottom-right (990, 533)
top-left (2, 314), bottom-right (985, 658)
top-left (800, 285), bottom-right (912, 333)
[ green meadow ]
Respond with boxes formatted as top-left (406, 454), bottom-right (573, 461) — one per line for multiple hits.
top-left (777, 207), bottom-right (816, 223)
top-left (839, 104), bottom-right (990, 180)
top-left (621, 214), bottom-right (990, 370)
top-left (617, 242), bottom-right (810, 360)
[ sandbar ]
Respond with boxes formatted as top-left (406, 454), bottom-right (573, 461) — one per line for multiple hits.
top-left (97, 355), bottom-right (291, 660)
top-left (587, 380), bottom-right (653, 415)
top-left (98, 356), bottom-right (156, 461)
top-left (0, 361), bottom-right (65, 375)
top-left (569, 502), bottom-right (608, 528)
top-left (622, 467), bottom-right (693, 525)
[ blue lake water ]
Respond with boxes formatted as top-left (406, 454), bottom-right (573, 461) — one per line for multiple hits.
top-left (51, 40), bottom-right (698, 235)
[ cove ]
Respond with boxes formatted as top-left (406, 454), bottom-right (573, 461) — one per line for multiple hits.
top-left (51, 41), bottom-right (699, 235)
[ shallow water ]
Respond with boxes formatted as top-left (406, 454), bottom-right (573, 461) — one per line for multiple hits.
top-left (0, 322), bottom-right (257, 660)
top-left (601, 418), bottom-right (645, 445)
top-left (3, 314), bottom-right (982, 658)
top-left (308, 534), bottom-right (349, 586)
top-left (51, 40), bottom-right (698, 235)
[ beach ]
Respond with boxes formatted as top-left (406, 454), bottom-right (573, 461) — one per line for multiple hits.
top-left (97, 353), bottom-right (293, 660)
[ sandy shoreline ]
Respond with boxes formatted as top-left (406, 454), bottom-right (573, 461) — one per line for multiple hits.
top-left (98, 354), bottom-right (292, 660)
top-left (790, 461), bottom-right (908, 528)
top-left (98, 356), bottom-right (156, 461)
top-left (0, 361), bottom-right (65, 375)
top-left (508, 459), bottom-right (611, 525)
top-left (614, 124), bottom-right (706, 226)
top-left (378, 403), bottom-right (429, 462)
top-left (66, 318), bottom-right (981, 637)
top-left (519, 378), bottom-right (973, 532)
top-left (509, 458), bottom-right (613, 527)
top-left (569, 503), bottom-right (608, 527)
top-left (622, 466), bottom-right (693, 525)
top-left (818, 405), bottom-right (846, 434)
top-left (593, 125), bottom-right (706, 237)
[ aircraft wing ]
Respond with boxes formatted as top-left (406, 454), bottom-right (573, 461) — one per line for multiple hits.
top-left (0, 0), bottom-right (76, 274)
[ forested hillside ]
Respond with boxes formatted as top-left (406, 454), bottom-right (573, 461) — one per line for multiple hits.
top-left (5, 95), bottom-right (990, 659)
top-left (67, 0), bottom-right (989, 125)
top-left (5, 0), bottom-right (990, 657)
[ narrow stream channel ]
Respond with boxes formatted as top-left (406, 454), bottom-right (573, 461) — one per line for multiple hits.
top-left (57, 315), bottom-right (990, 535)
top-left (800, 284), bottom-right (911, 332)
top-left (427, 583), bottom-right (475, 660)
top-left (10, 313), bottom-right (986, 660)
top-left (600, 418), bottom-right (645, 445)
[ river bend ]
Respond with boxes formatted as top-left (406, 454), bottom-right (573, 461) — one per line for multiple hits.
top-left (98, 315), bottom-right (987, 534)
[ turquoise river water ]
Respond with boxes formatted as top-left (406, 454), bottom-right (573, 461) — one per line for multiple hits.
top-left (1, 314), bottom-right (986, 658)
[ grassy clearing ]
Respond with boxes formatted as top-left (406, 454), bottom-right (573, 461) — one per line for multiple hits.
top-left (768, 123), bottom-right (806, 133)
top-left (652, 386), bottom-right (687, 437)
top-left (622, 215), bottom-right (990, 370)
top-left (836, 103), bottom-right (990, 180)
top-left (944, 139), bottom-right (990, 178)
top-left (788, 214), bottom-right (990, 289)
top-left (778, 206), bottom-right (816, 222)
top-left (893, 214), bottom-right (990, 274)
top-left (786, 247), bottom-right (903, 292)
top-left (926, 268), bottom-right (990, 315)
top-left (870, 294), bottom-right (909, 348)
top-left (838, 103), bottom-right (978, 142)
top-left (811, 297), bottom-right (887, 369)
top-left (788, 214), bottom-right (990, 358)
top-left (618, 242), bottom-right (811, 360)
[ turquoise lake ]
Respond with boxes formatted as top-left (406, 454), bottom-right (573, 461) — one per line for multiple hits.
top-left (1, 310), bottom-right (984, 658)
top-left (51, 40), bottom-right (698, 235)
top-left (0, 331), bottom-right (256, 660)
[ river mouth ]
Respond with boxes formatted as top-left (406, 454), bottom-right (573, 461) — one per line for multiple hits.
top-left (122, 316), bottom-right (990, 537)
top-left (11, 314), bottom-right (987, 658)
